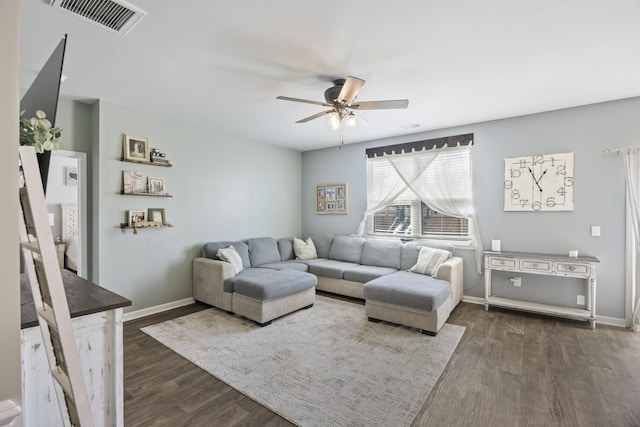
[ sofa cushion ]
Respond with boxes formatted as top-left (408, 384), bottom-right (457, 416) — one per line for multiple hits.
top-left (294, 258), bottom-right (328, 267)
top-left (328, 236), bottom-right (366, 263)
top-left (307, 259), bottom-right (360, 279)
top-left (223, 267), bottom-right (275, 293)
top-left (409, 246), bottom-right (452, 276)
top-left (343, 265), bottom-right (398, 283)
top-left (258, 261), bottom-right (309, 272)
top-left (400, 241), bottom-right (456, 271)
top-left (247, 237), bottom-right (281, 267)
top-left (233, 269), bottom-right (317, 301)
top-left (277, 238), bottom-right (295, 261)
top-left (203, 241), bottom-right (250, 268)
top-left (293, 237), bottom-right (317, 260)
top-left (217, 246), bottom-right (244, 274)
top-left (361, 239), bottom-right (403, 269)
top-left (363, 271), bottom-right (451, 312)
top-left (311, 234), bottom-right (334, 258)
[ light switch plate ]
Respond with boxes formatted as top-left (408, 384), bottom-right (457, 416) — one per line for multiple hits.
top-left (591, 226), bottom-right (601, 237)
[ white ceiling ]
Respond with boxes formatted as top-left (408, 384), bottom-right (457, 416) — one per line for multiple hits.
top-left (19, 0), bottom-right (640, 151)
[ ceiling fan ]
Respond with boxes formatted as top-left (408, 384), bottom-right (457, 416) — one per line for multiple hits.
top-left (276, 76), bottom-right (409, 129)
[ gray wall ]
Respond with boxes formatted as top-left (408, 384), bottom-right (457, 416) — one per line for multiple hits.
top-left (86, 100), bottom-right (302, 312)
top-left (302, 97), bottom-right (640, 320)
top-left (0, 0), bottom-right (22, 414)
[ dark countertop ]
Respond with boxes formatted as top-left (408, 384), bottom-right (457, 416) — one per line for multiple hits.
top-left (21, 269), bottom-right (132, 329)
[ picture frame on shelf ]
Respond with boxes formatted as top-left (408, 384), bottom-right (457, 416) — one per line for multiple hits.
top-left (315, 183), bottom-right (348, 214)
top-left (148, 177), bottom-right (165, 195)
top-left (127, 210), bottom-right (145, 227)
top-left (123, 134), bottom-right (150, 162)
top-left (122, 170), bottom-right (144, 194)
top-left (147, 208), bottom-right (166, 225)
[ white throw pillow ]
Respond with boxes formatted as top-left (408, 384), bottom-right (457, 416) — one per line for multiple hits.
top-left (293, 237), bottom-right (318, 260)
top-left (217, 245), bottom-right (243, 274)
top-left (409, 246), bottom-right (452, 277)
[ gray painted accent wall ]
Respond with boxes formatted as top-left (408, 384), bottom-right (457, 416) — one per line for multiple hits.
top-left (302, 97), bottom-right (640, 320)
top-left (90, 101), bottom-right (302, 312)
top-left (56, 99), bottom-right (302, 312)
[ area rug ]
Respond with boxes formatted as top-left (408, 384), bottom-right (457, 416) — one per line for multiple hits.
top-left (142, 295), bottom-right (465, 426)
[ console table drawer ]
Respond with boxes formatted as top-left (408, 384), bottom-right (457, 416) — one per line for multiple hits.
top-left (488, 257), bottom-right (517, 269)
top-left (520, 259), bottom-right (552, 273)
top-left (556, 262), bottom-right (590, 277)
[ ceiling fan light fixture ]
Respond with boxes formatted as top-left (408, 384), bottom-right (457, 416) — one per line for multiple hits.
top-left (346, 112), bottom-right (357, 128)
top-left (328, 112), bottom-right (341, 130)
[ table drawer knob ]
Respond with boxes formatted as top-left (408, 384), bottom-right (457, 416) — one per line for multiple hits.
top-left (568, 266), bottom-right (576, 271)
top-left (533, 263), bottom-right (538, 267)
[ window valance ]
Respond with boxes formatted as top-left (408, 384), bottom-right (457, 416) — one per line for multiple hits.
top-left (365, 133), bottom-right (473, 159)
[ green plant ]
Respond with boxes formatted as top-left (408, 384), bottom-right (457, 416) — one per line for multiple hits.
top-left (19, 110), bottom-right (62, 153)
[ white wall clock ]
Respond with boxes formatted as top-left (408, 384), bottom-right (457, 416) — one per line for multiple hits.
top-left (504, 152), bottom-right (574, 211)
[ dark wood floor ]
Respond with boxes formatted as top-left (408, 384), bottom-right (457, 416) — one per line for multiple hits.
top-left (124, 297), bottom-right (640, 426)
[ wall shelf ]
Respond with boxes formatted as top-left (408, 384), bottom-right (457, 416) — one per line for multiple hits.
top-left (120, 223), bottom-right (173, 230)
top-left (120, 158), bottom-right (172, 167)
top-left (119, 191), bottom-right (173, 197)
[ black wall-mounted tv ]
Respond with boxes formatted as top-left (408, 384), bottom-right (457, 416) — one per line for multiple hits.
top-left (20, 35), bottom-right (67, 193)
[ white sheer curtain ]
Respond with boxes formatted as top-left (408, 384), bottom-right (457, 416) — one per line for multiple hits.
top-left (358, 145), bottom-right (484, 273)
top-left (355, 155), bottom-right (433, 235)
top-left (623, 148), bottom-right (640, 331)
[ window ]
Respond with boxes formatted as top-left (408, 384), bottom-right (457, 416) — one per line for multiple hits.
top-left (373, 203), bottom-right (412, 235)
top-left (363, 135), bottom-right (475, 243)
top-left (422, 205), bottom-right (469, 238)
top-left (371, 199), bottom-right (469, 241)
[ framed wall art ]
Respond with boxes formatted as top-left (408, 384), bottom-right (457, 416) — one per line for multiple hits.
top-left (66, 166), bottom-right (78, 186)
top-left (122, 170), bottom-right (144, 194)
top-left (316, 183), bottom-right (348, 214)
top-left (123, 134), bottom-right (150, 162)
top-left (127, 210), bottom-right (145, 226)
top-left (148, 177), bottom-right (165, 195)
top-left (147, 208), bottom-right (166, 224)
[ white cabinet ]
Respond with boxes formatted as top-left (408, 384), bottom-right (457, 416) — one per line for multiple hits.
top-left (21, 309), bottom-right (125, 427)
top-left (484, 251), bottom-right (599, 328)
top-left (20, 270), bottom-right (130, 426)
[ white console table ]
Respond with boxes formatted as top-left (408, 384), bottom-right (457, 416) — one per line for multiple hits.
top-left (483, 250), bottom-right (599, 328)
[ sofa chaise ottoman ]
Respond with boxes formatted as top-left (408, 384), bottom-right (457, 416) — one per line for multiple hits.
top-left (193, 238), bottom-right (317, 326)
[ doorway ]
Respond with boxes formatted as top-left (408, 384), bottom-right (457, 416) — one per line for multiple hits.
top-left (45, 150), bottom-right (88, 278)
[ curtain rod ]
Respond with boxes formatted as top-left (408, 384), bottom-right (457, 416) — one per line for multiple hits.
top-left (603, 147), bottom-right (640, 153)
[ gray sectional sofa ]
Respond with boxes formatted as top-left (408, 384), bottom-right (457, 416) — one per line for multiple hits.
top-left (192, 235), bottom-right (463, 334)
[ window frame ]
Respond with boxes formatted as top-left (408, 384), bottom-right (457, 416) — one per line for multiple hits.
top-left (368, 197), bottom-right (472, 244)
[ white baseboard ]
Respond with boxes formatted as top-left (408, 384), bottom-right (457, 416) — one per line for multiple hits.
top-left (462, 296), bottom-right (484, 305)
top-left (123, 297), bottom-right (195, 322)
top-left (460, 296), bottom-right (626, 328)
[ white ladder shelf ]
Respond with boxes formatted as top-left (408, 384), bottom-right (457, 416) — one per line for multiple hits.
top-left (18, 146), bottom-right (94, 427)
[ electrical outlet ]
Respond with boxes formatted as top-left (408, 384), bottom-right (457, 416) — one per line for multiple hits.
top-left (577, 295), bottom-right (585, 305)
top-left (511, 277), bottom-right (521, 287)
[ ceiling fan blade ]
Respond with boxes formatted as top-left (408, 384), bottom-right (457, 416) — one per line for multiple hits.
top-left (276, 96), bottom-right (332, 107)
top-left (351, 99), bottom-right (409, 110)
top-left (337, 76), bottom-right (365, 104)
top-left (296, 109), bottom-right (334, 123)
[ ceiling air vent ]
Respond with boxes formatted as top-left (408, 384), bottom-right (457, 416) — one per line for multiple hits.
top-left (49, 0), bottom-right (146, 36)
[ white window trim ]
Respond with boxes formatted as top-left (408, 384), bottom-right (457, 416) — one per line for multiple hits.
top-left (367, 199), bottom-right (473, 244)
